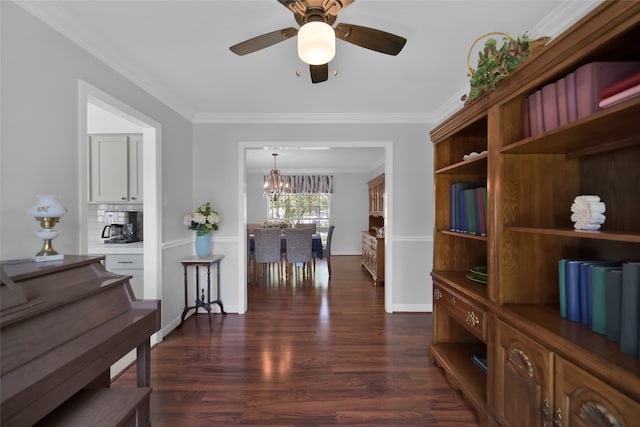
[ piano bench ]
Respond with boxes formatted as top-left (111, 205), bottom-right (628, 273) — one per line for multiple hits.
top-left (35, 387), bottom-right (151, 427)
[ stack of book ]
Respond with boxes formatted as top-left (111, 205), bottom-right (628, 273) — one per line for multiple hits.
top-left (523, 61), bottom-right (640, 138)
top-left (599, 70), bottom-right (640, 109)
top-left (449, 183), bottom-right (487, 236)
top-left (558, 259), bottom-right (640, 358)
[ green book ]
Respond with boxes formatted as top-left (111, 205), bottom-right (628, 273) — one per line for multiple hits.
top-left (558, 259), bottom-right (568, 318)
top-left (591, 264), bottom-right (620, 335)
top-left (463, 188), bottom-right (478, 235)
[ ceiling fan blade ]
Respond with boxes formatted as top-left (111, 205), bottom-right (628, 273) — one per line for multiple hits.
top-left (310, 64), bottom-right (329, 84)
top-left (230, 27), bottom-right (298, 56)
top-left (334, 23), bottom-right (406, 56)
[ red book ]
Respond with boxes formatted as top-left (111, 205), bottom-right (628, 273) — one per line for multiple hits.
top-left (598, 83), bottom-right (640, 108)
top-left (528, 90), bottom-right (544, 137)
top-left (522, 97), bottom-right (530, 138)
top-left (599, 70), bottom-right (640, 99)
top-left (575, 62), bottom-right (640, 119)
top-left (556, 77), bottom-right (569, 126)
top-left (542, 82), bottom-right (559, 132)
top-left (565, 72), bottom-right (578, 122)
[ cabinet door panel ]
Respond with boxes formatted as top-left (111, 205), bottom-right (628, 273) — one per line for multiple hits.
top-left (495, 320), bottom-right (554, 427)
top-left (128, 135), bottom-right (143, 201)
top-left (90, 135), bottom-right (128, 202)
top-left (555, 356), bottom-right (640, 427)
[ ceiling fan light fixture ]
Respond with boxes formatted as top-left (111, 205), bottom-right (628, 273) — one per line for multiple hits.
top-left (297, 21), bottom-right (335, 65)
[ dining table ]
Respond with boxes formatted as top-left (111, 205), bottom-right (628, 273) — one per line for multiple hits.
top-left (248, 232), bottom-right (323, 259)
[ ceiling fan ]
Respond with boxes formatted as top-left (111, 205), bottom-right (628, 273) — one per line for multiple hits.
top-left (229, 0), bottom-right (407, 84)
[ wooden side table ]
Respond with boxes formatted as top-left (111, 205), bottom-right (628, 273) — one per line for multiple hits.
top-left (179, 255), bottom-right (226, 330)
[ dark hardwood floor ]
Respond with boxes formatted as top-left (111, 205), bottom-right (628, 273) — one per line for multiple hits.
top-left (115, 255), bottom-right (480, 426)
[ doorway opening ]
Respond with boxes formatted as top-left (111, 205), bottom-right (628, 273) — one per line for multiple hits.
top-left (238, 141), bottom-right (393, 313)
top-left (77, 81), bottom-right (163, 320)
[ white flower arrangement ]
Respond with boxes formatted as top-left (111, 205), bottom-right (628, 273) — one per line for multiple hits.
top-left (184, 202), bottom-right (220, 236)
top-left (262, 219), bottom-right (291, 229)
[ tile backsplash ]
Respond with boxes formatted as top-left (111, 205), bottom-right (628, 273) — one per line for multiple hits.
top-left (88, 203), bottom-right (143, 245)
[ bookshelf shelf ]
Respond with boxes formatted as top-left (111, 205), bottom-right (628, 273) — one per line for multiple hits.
top-left (430, 2), bottom-right (640, 424)
top-left (501, 97), bottom-right (640, 156)
top-left (431, 270), bottom-right (488, 300)
top-left (430, 342), bottom-right (488, 411)
top-left (507, 226), bottom-right (640, 243)
top-left (439, 230), bottom-right (487, 241)
top-left (435, 153), bottom-right (488, 175)
top-left (498, 305), bottom-right (640, 384)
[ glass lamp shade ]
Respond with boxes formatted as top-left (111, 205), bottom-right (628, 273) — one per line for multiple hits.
top-left (297, 21), bottom-right (335, 65)
top-left (28, 195), bottom-right (67, 218)
top-left (28, 195), bottom-right (67, 262)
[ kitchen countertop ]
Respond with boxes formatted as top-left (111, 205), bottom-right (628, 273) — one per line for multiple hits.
top-left (88, 241), bottom-right (144, 255)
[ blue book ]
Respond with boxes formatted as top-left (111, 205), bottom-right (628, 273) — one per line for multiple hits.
top-left (580, 262), bottom-right (591, 326)
top-left (566, 260), bottom-right (582, 322)
top-left (450, 183), bottom-right (483, 232)
top-left (458, 190), bottom-right (468, 233)
top-left (620, 262), bottom-right (640, 357)
top-left (580, 261), bottom-right (617, 327)
top-left (605, 269), bottom-right (623, 342)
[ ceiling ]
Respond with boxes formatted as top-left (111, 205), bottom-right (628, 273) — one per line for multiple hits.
top-left (17, 0), bottom-right (601, 123)
top-left (17, 0), bottom-right (600, 172)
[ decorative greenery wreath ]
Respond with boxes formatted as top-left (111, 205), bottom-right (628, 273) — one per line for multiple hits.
top-left (463, 32), bottom-right (549, 103)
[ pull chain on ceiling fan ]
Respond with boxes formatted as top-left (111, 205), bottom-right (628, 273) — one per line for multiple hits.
top-left (229, 0), bottom-right (407, 84)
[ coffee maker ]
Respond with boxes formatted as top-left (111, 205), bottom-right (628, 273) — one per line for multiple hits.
top-left (102, 211), bottom-right (143, 243)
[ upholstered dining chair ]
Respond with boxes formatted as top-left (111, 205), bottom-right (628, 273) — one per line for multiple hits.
top-left (253, 228), bottom-right (283, 283)
top-left (294, 222), bottom-right (316, 234)
top-left (284, 227), bottom-right (313, 282)
top-left (325, 225), bottom-right (335, 276)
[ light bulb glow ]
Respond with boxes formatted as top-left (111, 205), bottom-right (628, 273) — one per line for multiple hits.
top-left (297, 22), bottom-right (335, 65)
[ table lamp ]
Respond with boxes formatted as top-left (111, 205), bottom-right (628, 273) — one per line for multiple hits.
top-left (28, 195), bottom-right (67, 262)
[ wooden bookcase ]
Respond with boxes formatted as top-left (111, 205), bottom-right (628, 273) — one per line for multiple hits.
top-left (362, 174), bottom-right (385, 286)
top-left (429, 3), bottom-right (640, 426)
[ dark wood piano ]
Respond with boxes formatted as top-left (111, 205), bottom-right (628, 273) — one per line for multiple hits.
top-left (1, 255), bottom-right (161, 427)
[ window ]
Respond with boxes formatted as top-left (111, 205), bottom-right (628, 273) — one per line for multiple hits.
top-left (267, 193), bottom-right (331, 242)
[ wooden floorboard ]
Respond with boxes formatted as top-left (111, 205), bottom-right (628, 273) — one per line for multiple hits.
top-left (114, 255), bottom-right (480, 426)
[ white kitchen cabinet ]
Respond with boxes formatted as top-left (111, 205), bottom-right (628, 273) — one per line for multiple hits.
top-left (89, 134), bottom-right (142, 202)
top-left (104, 254), bottom-right (144, 298)
top-left (128, 134), bottom-right (143, 202)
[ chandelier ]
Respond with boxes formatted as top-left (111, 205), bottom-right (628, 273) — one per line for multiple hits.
top-left (264, 153), bottom-right (288, 202)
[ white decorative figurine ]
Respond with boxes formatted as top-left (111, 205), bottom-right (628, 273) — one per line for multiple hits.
top-left (570, 195), bottom-right (606, 231)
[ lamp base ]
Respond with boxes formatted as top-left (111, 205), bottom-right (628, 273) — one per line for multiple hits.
top-left (32, 253), bottom-right (64, 263)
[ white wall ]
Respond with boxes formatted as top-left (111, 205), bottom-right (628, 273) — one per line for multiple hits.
top-left (193, 122), bottom-right (435, 313)
top-left (2, 1), bottom-right (437, 329)
top-left (0, 2), bottom-right (194, 333)
top-left (247, 171), bottom-right (369, 255)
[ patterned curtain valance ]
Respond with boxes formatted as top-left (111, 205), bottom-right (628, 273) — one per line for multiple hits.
top-left (263, 175), bottom-right (333, 194)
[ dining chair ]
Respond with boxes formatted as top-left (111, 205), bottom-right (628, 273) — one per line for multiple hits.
top-left (294, 222), bottom-right (316, 234)
top-left (284, 227), bottom-right (313, 282)
top-left (253, 228), bottom-right (283, 283)
top-left (325, 225), bottom-right (335, 276)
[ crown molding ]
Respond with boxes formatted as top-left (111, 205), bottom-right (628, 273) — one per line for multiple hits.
top-left (192, 112), bottom-right (435, 125)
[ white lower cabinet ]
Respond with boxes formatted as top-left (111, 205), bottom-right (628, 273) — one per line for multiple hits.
top-left (102, 253), bottom-right (144, 379)
top-left (104, 254), bottom-right (144, 298)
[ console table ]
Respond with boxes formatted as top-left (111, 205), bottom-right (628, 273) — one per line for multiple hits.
top-left (179, 255), bottom-right (226, 330)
